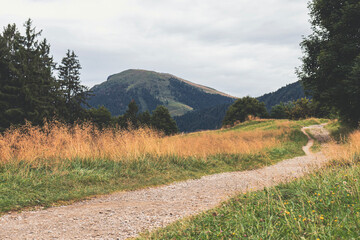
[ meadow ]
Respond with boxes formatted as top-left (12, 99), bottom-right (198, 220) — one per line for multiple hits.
top-left (139, 124), bottom-right (360, 239)
top-left (0, 119), bottom-right (323, 214)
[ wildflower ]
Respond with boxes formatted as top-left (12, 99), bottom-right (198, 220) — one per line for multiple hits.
top-left (303, 218), bottom-right (306, 222)
top-left (312, 210), bottom-right (316, 213)
top-left (294, 217), bottom-right (297, 220)
top-left (320, 216), bottom-right (324, 220)
top-left (334, 220), bottom-right (338, 222)
top-left (285, 211), bottom-right (290, 215)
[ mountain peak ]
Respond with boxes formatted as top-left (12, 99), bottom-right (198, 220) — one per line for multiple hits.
top-left (88, 69), bottom-right (236, 117)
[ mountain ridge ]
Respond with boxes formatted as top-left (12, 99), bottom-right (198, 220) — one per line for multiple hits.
top-left (87, 69), bottom-right (236, 117)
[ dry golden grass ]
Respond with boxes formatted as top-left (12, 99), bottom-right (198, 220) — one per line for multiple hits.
top-left (0, 121), bottom-right (286, 164)
top-left (325, 130), bottom-right (360, 164)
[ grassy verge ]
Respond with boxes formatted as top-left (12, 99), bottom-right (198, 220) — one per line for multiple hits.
top-left (139, 162), bottom-right (360, 240)
top-left (325, 120), bottom-right (353, 142)
top-left (0, 119), bottom-right (319, 214)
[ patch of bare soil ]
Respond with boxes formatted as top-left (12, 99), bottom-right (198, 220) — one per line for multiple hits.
top-left (0, 125), bottom-right (330, 240)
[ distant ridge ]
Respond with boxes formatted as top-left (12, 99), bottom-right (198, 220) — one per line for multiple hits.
top-left (257, 81), bottom-right (305, 111)
top-left (87, 69), bottom-right (236, 117)
top-left (175, 81), bottom-right (305, 132)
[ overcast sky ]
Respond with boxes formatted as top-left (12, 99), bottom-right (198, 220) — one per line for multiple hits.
top-left (0, 0), bottom-right (312, 97)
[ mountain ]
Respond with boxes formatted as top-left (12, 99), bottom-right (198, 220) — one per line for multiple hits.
top-left (87, 69), bottom-right (236, 116)
top-left (257, 81), bottom-right (305, 111)
top-left (175, 81), bottom-right (305, 132)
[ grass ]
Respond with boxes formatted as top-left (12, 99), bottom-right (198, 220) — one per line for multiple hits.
top-left (325, 120), bottom-right (353, 143)
top-left (0, 119), bottom-right (322, 214)
top-left (138, 121), bottom-right (360, 240)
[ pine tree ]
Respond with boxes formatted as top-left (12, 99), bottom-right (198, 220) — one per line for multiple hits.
top-left (0, 20), bottom-right (57, 130)
top-left (138, 110), bottom-right (151, 127)
top-left (58, 49), bottom-right (89, 123)
top-left (151, 105), bottom-right (178, 135)
top-left (19, 19), bottom-right (57, 125)
top-left (123, 100), bottom-right (139, 128)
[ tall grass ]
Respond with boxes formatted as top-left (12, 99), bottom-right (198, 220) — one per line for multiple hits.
top-left (0, 119), bottom-right (314, 213)
top-left (325, 130), bottom-right (360, 164)
top-left (0, 121), bottom-right (285, 164)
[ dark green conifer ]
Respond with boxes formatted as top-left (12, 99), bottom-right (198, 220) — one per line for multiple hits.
top-left (151, 105), bottom-right (178, 135)
top-left (58, 49), bottom-right (89, 123)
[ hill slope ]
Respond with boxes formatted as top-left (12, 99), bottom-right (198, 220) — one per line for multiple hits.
top-left (87, 69), bottom-right (236, 116)
top-left (257, 81), bottom-right (305, 111)
top-left (175, 81), bottom-right (305, 132)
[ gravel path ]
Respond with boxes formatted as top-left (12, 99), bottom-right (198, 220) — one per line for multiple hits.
top-left (0, 125), bottom-right (331, 240)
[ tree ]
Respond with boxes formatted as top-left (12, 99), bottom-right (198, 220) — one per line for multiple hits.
top-left (151, 105), bottom-right (178, 135)
top-left (0, 19), bottom-right (57, 130)
top-left (297, 0), bottom-right (360, 126)
top-left (58, 50), bottom-right (90, 123)
top-left (222, 96), bottom-right (268, 126)
top-left (138, 110), bottom-right (151, 127)
top-left (87, 106), bottom-right (112, 129)
top-left (288, 98), bottom-right (315, 120)
top-left (270, 102), bottom-right (289, 119)
top-left (123, 100), bottom-right (139, 128)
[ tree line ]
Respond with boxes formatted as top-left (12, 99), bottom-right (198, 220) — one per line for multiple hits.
top-left (88, 100), bottom-right (178, 135)
top-left (0, 19), bottom-right (178, 135)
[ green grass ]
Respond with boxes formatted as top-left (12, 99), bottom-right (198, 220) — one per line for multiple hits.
top-left (139, 163), bottom-right (360, 239)
top-left (225, 118), bottom-right (328, 133)
top-left (304, 129), bottom-right (322, 153)
top-left (325, 120), bottom-right (353, 143)
top-left (0, 119), bottom-right (312, 214)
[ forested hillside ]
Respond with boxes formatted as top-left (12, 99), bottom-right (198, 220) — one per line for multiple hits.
top-left (174, 103), bottom-right (233, 132)
top-left (176, 81), bottom-right (305, 132)
top-left (257, 81), bottom-right (305, 111)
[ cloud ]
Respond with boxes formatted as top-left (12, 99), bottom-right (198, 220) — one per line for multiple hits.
top-left (0, 0), bottom-right (312, 97)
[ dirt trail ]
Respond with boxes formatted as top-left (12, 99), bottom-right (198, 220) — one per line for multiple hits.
top-left (0, 125), bottom-right (331, 240)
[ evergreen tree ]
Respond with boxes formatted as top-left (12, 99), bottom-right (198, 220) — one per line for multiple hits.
top-left (0, 24), bottom-right (21, 130)
top-left (0, 19), bottom-right (57, 130)
top-left (123, 100), bottom-right (139, 128)
top-left (151, 105), bottom-right (178, 135)
top-left (138, 110), bottom-right (151, 127)
top-left (58, 49), bottom-right (89, 123)
top-left (298, 0), bottom-right (360, 126)
top-left (222, 96), bottom-right (268, 126)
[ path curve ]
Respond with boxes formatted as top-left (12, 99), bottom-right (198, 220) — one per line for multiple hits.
top-left (0, 125), bottom-right (331, 240)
